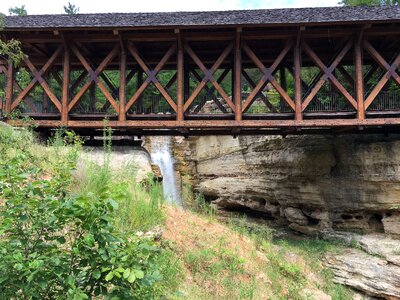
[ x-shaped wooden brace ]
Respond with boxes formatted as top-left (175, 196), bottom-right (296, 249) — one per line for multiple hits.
top-left (363, 40), bottom-right (400, 109)
top-left (125, 43), bottom-right (177, 113)
top-left (241, 69), bottom-right (278, 113)
top-left (190, 68), bottom-right (230, 113)
top-left (12, 46), bottom-right (63, 111)
top-left (68, 44), bottom-right (119, 112)
top-left (302, 38), bottom-right (357, 111)
top-left (183, 42), bottom-right (235, 113)
top-left (241, 40), bottom-right (295, 113)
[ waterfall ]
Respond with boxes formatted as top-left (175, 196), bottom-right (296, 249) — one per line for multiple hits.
top-left (150, 136), bottom-right (182, 206)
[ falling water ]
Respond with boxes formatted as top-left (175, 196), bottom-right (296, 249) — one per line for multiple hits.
top-left (150, 136), bottom-right (182, 206)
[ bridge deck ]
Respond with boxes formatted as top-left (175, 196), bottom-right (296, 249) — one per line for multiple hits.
top-left (1, 6), bottom-right (399, 135)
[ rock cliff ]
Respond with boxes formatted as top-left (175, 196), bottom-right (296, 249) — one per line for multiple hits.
top-left (174, 135), bottom-right (400, 236)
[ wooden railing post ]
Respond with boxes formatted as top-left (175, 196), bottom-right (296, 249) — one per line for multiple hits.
top-left (5, 60), bottom-right (14, 114)
top-left (355, 32), bottom-right (365, 121)
top-left (176, 29), bottom-right (184, 122)
top-left (119, 40), bottom-right (127, 122)
top-left (62, 44), bottom-right (70, 124)
top-left (234, 27), bottom-right (242, 121)
top-left (294, 29), bottom-right (302, 121)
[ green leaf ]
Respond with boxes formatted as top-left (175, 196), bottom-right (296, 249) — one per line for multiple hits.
top-left (13, 263), bottom-right (23, 271)
top-left (127, 272), bottom-right (136, 283)
top-left (85, 234), bottom-right (95, 247)
top-left (135, 270), bottom-right (145, 279)
top-left (105, 271), bottom-right (114, 281)
top-left (93, 270), bottom-right (101, 280)
top-left (123, 268), bottom-right (130, 279)
top-left (107, 199), bottom-right (118, 210)
top-left (57, 236), bottom-right (66, 244)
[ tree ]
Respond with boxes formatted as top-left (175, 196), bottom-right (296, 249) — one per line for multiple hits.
top-left (340, 0), bottom-right (398, 5)
top-left (0, 13), bottom-right (25, 66)
top-left (64, 2), bottom-right (79, 15)
top-left (8, 5), bottom-right (27, 16)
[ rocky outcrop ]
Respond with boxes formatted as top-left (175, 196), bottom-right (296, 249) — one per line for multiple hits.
top-left (79, 146), bottom-right (153, 183)
top-left (175, 135), bottom-right (400, 235)
top-left (325, 248), bottom-right (400, 299)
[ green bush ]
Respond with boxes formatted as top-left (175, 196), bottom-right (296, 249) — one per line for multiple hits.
top-left (0, 127), bottom-right (174, 299)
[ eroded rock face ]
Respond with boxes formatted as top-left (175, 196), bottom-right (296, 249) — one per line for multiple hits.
top-left (324, 248), bottom-right (400, 299)
top-left (178, 135), bottom-right (400, 235)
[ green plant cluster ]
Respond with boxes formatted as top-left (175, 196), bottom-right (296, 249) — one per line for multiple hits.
top-left (0, 127), bottom-right (174, 299)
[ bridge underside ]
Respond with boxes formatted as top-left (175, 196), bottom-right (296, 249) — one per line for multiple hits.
top-left (1, 22), bottom-right (399, 135)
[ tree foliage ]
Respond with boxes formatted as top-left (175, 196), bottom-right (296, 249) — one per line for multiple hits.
top-left (64, 2), bottom-right (79, 15)
top-left (340, 0), bottom-right (398, 6)
top-left (0, 12), bottom-right (25, 66)
top-left (0, 128), bottom-right (171, 299)
top-left (8, 5), bottom-right (28, 16)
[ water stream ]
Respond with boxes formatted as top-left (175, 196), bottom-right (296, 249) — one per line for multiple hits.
top-left (150, 136), bottom-right (182, 206)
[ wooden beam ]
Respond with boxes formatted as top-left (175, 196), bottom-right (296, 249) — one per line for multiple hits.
top-left (242, 40), bottom-right (295, 112)
top-left (234, 28), bottom-right (242, 121)
top-left (183, 41), bottom-right (235, 112)
top-left (294, 29), bottom-right (302, 121)
top-left (119, 43), bottom-right (126, 121)
top-left (12, 117), bottom-right (400, 131)
top-left (69, 44), bottom-right (119, 112)
top-left (12, 46), bottom-right (63, 111)
top-left (364, 40), bottom-right (400, 109)
top-left (5, 61), bottom-right (14, 114)
top-left (126, 43), bottom-right (177, 112)
top-left (355, 32), bottom-right (365, 120)
top-left (24, 56), bottom-right (62, 112)
top-left (62, 47), bottom-right (70, 124)
top-left (177, 31), bottom-right (184, 122)
top-left (302, 39), bottom-right (357, 111)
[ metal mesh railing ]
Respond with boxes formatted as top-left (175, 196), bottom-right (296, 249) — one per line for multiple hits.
top-left (368, 91), bottom-right (400, 111)
top-left (128, 94), bottom-right (175, 115)
top-left (303, 92), bottom-right (355, 112)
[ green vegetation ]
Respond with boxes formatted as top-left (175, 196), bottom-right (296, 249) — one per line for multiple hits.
top-left (8, 6), bottom-right (28, 16)
top-left (0, 124), bottom-right (355, 299)
top-left (0, 126), bottom-right (179, 299)
top-left (64, 2), bottom-right (79, 15)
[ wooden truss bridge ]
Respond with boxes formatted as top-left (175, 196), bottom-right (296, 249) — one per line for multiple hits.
top-left (0, 6), bottom-right (400, 135)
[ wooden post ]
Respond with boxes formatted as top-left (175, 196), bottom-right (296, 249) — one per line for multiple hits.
top-left (176, 30), bottom-right (184, 122)
top-left (184, 56), bottom-right (190, 106)
top-left (355, 33), bottom-right (365, 120)
top-left (89, 85), bottom-right (96, 112)
top-left (5, 60), bottom-right (14, 114)
top-left (137, 69), bottom-right (143, 113)
top-left (234, 28), bottom-right (242, 121)
top-left (119, 42), bottom-right (127, 121)
top-left (294, 29), bottom-right (302, 121)
top-left (280, 66), bottom-right (286, 111)
top-left (61, 45), bottom-right (71, 125)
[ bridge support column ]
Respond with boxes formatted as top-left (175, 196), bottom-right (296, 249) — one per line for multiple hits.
top-left (5, 60), bottom-right (14, 114)
top-left (177, 30), bottom-right (184, 122)
top-left (61, 47), bottom-right (70, 124)
top-left (355, 33), bottom-right (365, 121)
top-left (294, 29), bottom-right (302, 121)
top-left (119, 41), bottom-right (127, 122)
top-left (234, 27), bottom-right (242, 122)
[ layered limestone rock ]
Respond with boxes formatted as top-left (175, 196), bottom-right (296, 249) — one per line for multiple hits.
top-left (324, 248), bottom-right (400, 299)
top-left (79, 146), bottom-right (153, 183)
top-left (178, 135), bottom-right (400, 235)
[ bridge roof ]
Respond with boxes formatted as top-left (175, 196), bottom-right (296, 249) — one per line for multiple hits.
top-left (4, 6), bottom-right (400, 30)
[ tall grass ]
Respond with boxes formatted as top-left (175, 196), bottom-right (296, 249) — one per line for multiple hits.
top-left (73, 130), bottom-right (165, 232)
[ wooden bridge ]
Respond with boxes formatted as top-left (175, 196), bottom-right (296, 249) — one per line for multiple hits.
top-left (1, 6), bottom-right (400, 135)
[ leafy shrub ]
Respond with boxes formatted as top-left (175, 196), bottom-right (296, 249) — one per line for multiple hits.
top-left (0, 127), bottom-right (173, 299)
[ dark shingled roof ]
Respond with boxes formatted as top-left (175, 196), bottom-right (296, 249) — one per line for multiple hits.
top-left (4, 6), bottom-right (400, 30)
